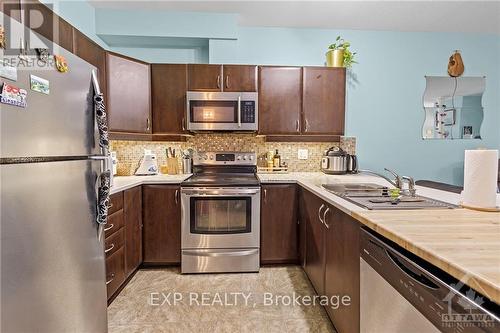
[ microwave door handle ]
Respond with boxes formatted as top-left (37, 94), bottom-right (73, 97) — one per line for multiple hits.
top-left (237, 95), bottom-right (242, 127)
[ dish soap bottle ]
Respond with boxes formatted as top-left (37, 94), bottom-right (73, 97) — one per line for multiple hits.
top-left (273, 149), bottom-right (281, 168)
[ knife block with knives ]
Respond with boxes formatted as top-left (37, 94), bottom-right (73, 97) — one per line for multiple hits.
top-left (161, 147), bottom-right (179, 175)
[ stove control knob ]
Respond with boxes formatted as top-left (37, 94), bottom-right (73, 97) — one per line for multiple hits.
top-left (236, 156), bottom-right (241, 160)
top-left (243, 155), bottom-right (247, 160)
top-left (249, 155), bottom-right (254, 160)
top-left (203, 155), bottom-right (208, 160)
top-left (209, 155), bottom-right (213, 160)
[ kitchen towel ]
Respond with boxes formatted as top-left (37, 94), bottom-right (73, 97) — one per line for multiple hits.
top-left (462, 149), bottom-right (499, 208)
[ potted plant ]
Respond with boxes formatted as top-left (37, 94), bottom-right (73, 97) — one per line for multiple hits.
top-left (326, 36), bottom-right (357, 68)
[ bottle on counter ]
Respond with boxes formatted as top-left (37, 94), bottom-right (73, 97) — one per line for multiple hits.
top-left (267, 150), bottom-right (274, 169)
top-left (273, 149), bottom-right (281, 168)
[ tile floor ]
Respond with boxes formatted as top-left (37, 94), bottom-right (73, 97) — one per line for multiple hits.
top-left (108, 266), bottom-right (336, 333)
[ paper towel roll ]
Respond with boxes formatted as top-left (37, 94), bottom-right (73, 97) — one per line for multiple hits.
top-left (462, 149), bottom-right (499, 208)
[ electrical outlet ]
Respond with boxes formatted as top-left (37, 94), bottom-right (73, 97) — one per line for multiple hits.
top-left (298, 149), bottom-right (308, 160)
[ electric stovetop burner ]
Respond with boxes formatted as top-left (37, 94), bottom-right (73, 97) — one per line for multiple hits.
top-left (181, 152), bottom-right (260, 187)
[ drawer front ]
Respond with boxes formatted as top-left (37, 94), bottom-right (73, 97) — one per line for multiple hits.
top-left (105, 210), bottom-right (124, 238)
top-left (108, 192), bottom-right (123, 215)
top-left (104, 227), bottom-right (124, 258)
top-left (105, 246), bottom-right (125, 299)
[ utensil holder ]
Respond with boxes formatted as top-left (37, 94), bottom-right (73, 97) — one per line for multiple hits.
top-left (182, 158), bottom-right (192, 174)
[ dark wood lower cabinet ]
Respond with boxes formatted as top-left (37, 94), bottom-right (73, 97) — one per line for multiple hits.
top-left (300, 188), bottom-right (360, 333)
top-left (303, 189), bottom-right (327, 295)
top-left (105, 192), bottom-right (126, 301)
top-left (142, 185), bottom-right (181, 264)
top-left (106, 246), bottom-right (126, 298)
top-left (124, 186), bottom-right (142, 277)
top-left (298, 187), bottom-right (308, 268)
top-left (260, 184), bottom-right (298, 264)
top-left (324, 207), bottom-right (360, 333)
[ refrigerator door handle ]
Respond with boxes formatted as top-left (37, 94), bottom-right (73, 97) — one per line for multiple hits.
top-left (96, 170), bottom-right (111, 240)
top-left (92, 70), bottom-right (109, 153)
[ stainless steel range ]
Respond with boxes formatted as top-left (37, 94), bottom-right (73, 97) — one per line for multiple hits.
top-left (181, 152), bottom-right (260, 273)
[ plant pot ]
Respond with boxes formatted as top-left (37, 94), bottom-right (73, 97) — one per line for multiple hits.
top-left (326, 49), bottom-right (345, 67)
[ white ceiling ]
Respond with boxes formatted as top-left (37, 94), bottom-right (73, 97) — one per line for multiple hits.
top-left (88, 1), bottom-right (500, 35)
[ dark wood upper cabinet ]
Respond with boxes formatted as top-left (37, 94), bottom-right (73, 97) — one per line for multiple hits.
top-left (188, 64), bottom-right (222, 91)
top-left (142, 185), bottom-right (181, 264)
top-left (222, 65), bottom-right (257, 92)
top-left (303, 67), bottom-right (346, 135)
top-left (258, 66), bottom-right (302, 135)
top-left (72, 29), bottom-right (106, 97)
top-left (260, 184), bottom-right (298, 264)
top-left (21, 1), bottom-right (73, 52)
top-left (124, 186), bottom-right (142, 277)
top-left (56, 17), bottom-right (74, 53)
top-left (187, 64), bottom-right (256, 92)
top-left (106, 52), bottom-right (151, 133)
top-left (324, 209), bottom-right (360, 333)
top-left (151, 64), bottom-right (187, 134)
top-left (302, 189), bottom-right (327, 295)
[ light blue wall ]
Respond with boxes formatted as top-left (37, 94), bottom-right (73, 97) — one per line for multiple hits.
top-left (108, 47), bottom-right (208, 63)
top-left (210, 28), bottom-right (500, 186)
top-left (40, 0), bottom-right (107, 47)
top-left (95, 9), bottom-right (238, 39)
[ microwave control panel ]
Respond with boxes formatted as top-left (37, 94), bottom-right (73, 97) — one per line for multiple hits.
top-left (241, 101), bottom-right (256, 123)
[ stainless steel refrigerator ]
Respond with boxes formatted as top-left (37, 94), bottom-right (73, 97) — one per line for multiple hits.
top-left (1, 13), bottom-right (110, 332)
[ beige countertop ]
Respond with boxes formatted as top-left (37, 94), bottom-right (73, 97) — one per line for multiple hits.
top-left (112, 171), bottom-right (500, 304)
top-left (110, 174), bottom-right (191, 194)
top-left (352, 209), bottom-right (500, 304)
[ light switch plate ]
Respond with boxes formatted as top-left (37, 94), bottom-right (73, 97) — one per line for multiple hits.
top-left (298, 149), bottom-right (308, 160)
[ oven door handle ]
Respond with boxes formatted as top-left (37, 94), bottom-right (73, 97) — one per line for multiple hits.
top-left (183, 249), bottom-right (259, 257)
top-left (181, 188), bottom-right (260, 196)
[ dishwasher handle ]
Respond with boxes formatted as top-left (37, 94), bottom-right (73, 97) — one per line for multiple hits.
top-left (385, 249), bottom-right (440, 290)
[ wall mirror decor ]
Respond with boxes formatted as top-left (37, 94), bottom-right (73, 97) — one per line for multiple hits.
top-left (422, 76), bottom-right (485, 140)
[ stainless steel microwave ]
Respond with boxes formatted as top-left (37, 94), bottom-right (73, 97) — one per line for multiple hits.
top-left (186, 91), bottom-right (258, 131)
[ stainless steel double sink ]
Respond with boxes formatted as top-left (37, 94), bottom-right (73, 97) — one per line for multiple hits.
top-left (321, 183), bottom-right (456, 210)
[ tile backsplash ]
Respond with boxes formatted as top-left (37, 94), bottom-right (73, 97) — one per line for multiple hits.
top-left (110, 134), bottom-right (356, 175)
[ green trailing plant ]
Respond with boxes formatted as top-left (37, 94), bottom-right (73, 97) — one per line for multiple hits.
top-left (328, 36), bottom-right (357, 68)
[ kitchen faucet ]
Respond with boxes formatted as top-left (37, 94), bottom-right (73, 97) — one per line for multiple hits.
top-left (401, 175), bottom-right (416, 197)
top-left (359, 168), bottom-right (416, 197)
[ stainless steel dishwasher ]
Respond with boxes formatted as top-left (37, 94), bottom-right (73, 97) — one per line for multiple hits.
top-left (360, 229), bottom-right (500, 333)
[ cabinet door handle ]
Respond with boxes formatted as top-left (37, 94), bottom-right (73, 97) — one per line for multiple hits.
top-left (146, 117), bottom-right (151, 131)
top-left (296, 119), bottom-right (300, 132)
top-left (106, 273), bottom-right (115, 285)
top-left (105, 243), bottom-right (115, 254)
top-left (323, 207), bottom-right (330, 229)
top-left (225, 75), bottom-right (229, 89)
top-left (263, 189), bottom-right (267, 203)
top-left (237, 95), bottom-right (241, 127)
top-left (305, 119), bottom-right (309, 132)
top-left (175, 189), bottom-right (179, 204)
top-left (182, 116), bottom-right (185, 131)
top-left (217, 75), bottom-right (221, 89)
top-left (318, 204), bottom-right (325, 224)
top-left (104, 223), bottom-right (114, 232)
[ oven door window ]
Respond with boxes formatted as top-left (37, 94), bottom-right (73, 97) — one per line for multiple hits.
top-left (190, 101), bottom-right (237, 123)
top-left (190, 197), bottom-right (251, 234)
